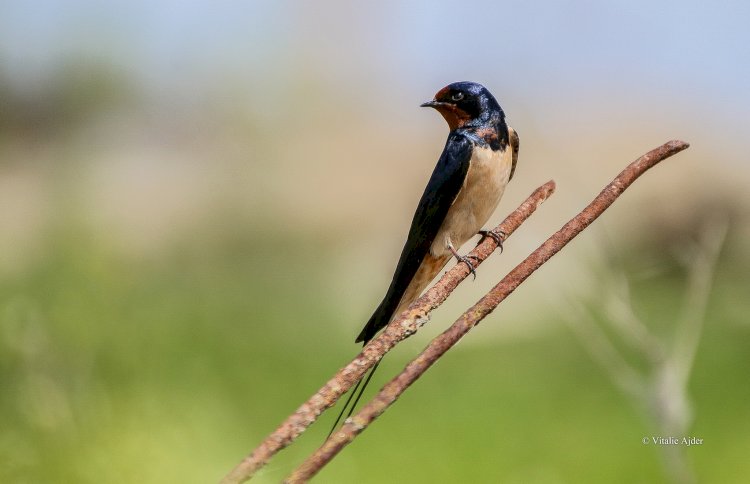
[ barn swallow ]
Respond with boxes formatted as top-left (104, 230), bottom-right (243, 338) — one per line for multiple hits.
top-left (357, 81), bottom-right (518, 343)
top-left (330, 81), bottom-right (519, 433)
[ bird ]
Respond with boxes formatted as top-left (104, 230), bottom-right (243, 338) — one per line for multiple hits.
top-left (329, 81), bottom-right (519, 434)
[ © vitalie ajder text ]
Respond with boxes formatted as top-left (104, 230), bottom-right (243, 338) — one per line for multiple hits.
top-left (651, 436), bottom-right (704, 446)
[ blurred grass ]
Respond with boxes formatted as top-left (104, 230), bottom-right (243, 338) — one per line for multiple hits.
top-left (1, 213), bottom-right (749, 483)
top-left (0, 223), bottom-right (345, 482)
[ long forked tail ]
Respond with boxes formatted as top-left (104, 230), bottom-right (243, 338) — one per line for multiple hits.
top-left (326, 360), bottom-right (381, 438)
top-left (328, 297), bottom-right (395, 437)
top-left (329, 254), bottom-right (442, 437)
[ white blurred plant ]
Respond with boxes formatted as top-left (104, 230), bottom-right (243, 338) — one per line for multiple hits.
top-left (563, 217), bottom-right (728, 484)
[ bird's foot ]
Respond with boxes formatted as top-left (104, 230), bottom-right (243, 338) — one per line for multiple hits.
top-left (449, 246), bottom-right (478, 280)
top-left (478, 229), bottom-right (507, 253)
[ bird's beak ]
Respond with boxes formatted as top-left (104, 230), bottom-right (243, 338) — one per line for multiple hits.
top-left (420, 100), bottom-right (444, 108)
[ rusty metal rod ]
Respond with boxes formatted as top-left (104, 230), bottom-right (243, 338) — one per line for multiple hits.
top-left (285, 140), bottom-right (690, 483)
top-left (220, 181), bottom-right (557, 483)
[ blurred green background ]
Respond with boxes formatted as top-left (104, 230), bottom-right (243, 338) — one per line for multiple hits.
top-left (1, 2), bottom-right (749, 483)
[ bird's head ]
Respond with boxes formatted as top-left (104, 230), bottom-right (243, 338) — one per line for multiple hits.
top-left (421, 81), bottom-right (504, 131)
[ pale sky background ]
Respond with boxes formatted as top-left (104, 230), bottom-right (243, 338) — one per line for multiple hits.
top-left (2, 1), bottom-right (748, 114)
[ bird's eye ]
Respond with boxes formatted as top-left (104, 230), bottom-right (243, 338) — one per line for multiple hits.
top-left (451, 92), bottom-right (464, 102)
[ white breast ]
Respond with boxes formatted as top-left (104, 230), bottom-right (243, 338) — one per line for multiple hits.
top-left (430, 144), bottom-right (513, 257)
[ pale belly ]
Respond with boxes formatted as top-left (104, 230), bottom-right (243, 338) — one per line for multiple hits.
top-left (430, 144), bottom-right (513, 257)
top-left (391, 143), bottom-right (513, 319)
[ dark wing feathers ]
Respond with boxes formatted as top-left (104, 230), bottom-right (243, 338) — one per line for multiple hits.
top-left (355, 133), bottom-right (473, 343)
top-left (508, 126), bottom-right (519, 181)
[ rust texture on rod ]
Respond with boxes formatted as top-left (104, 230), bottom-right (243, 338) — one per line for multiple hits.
top-left (220, 181), bottom-right (557, 484)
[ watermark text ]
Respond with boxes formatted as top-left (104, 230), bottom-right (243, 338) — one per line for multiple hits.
top-left (642, 436), bottom-right (704, 446)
